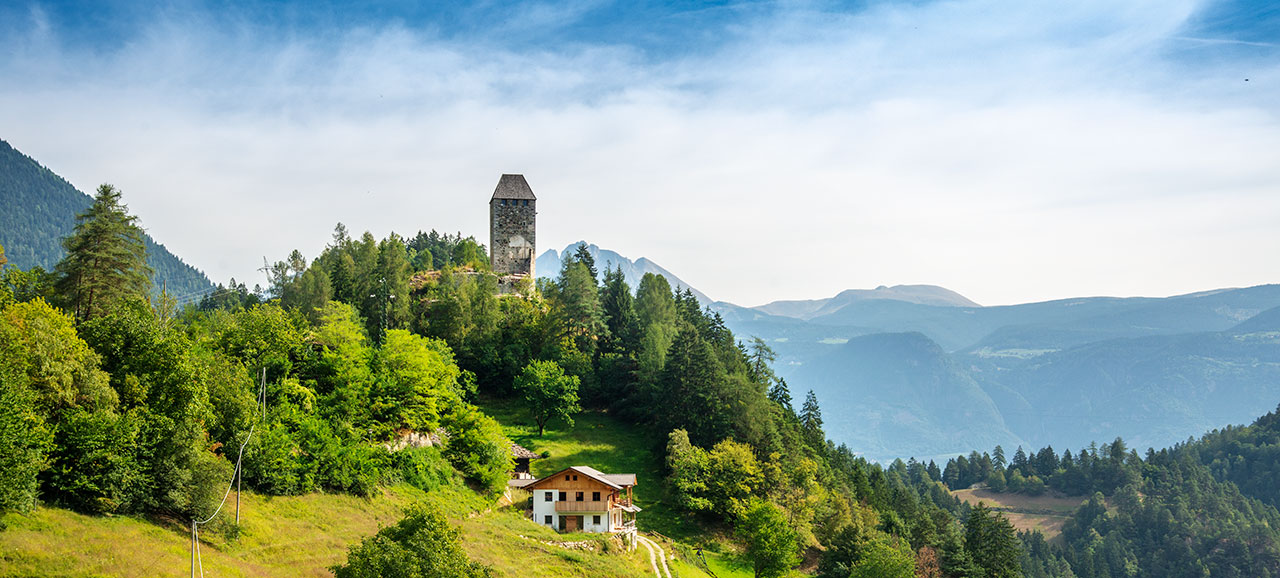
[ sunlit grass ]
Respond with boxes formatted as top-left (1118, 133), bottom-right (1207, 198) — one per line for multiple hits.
top-left (0, 481), bottom-right (653, 578)
top-left (477, 395), bottom-right (708, 541)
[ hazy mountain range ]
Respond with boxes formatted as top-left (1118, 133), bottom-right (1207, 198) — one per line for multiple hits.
top-left (540, 241), bottom-right (1280, 462)
top-left (736, 284), bottom-right (1280, 461)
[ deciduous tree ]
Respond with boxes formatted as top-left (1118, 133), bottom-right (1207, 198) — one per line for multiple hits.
top-left (738, 499), bottom-right (800, 578)
top-left (514, 359), bottom-right (580, 436)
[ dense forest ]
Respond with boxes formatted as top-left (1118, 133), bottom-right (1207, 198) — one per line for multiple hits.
top-left (940, 407), bottom-right (1280, 577)
top-left (0, 139), bottom-right (212, 297)
top-left (5, 183), bottom-right (1280, 577)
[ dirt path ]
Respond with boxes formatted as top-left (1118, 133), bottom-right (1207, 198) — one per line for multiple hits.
top-left (637, 535), bottom-right (672, 578)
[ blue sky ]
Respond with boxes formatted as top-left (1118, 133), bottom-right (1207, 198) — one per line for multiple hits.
top-left (2, 0), bottom-right (1278, 305)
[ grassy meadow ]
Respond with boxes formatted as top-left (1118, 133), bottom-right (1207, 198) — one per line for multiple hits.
top-left (951, 487), bottom-right (1091, 540)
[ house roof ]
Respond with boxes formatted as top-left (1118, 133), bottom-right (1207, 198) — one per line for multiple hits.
top-left (491, 174), bottom-right (536, 201)
top-left (525, 465), bottom-right (637, 491)
top-left (602, 474), bottom-right (637, 486)
top-left (511, 442), bottom-right (542, 460)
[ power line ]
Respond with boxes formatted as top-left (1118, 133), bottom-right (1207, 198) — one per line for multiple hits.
top-left (190, 367), bottom-right (267, 577)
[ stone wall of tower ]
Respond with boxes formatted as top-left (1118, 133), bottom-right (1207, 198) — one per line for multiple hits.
top-left (490, 198), bottom-right (536, 276)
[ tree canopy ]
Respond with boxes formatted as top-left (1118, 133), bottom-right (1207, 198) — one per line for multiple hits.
top-left (53, 184), bottom-right (151, 323)
top-left (514, 359), bottom-right (580, 436)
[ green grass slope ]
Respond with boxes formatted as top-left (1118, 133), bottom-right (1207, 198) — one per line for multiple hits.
top-left (478, 395), bottom-right (702, 542)
top-left (477, 396), bottom-right (770, 578)
top-left (0, 394), bottom-right (751, 578)
top-left (0, 481), bottom-right (659, 577)
top-left (0, 397), bottom-right (740, 578)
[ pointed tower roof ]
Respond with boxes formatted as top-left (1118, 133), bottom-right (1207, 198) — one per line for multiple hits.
top-left (491, 174), bottom-right (537, 201)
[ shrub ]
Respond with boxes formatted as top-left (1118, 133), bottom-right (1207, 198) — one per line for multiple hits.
top-left (441, 404), bottom-right (512, 493)
top-left (394, 446), bottom-right (455, 493)
top-left (331, 503), bottom-right (492, 578)
top-left (43, 409), bottom-right (144, 514)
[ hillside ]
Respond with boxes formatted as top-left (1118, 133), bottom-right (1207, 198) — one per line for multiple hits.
top-left (951, 488), bottom-right (1087, 541)
top-left (0, 483), bottom-right (660, 578)
top-left (792, 332), bottom-right (1023, 461)
top-left (726, 284), bottom-right (1280, 461)
top-left (527, 242), bottom-right (1280, 462)
top-left (0, 397), bottom-right (736, 578)
top-left (0, 139), bottom-right (213, 297)
top-left (969, 310), bottom-right (1280, 452)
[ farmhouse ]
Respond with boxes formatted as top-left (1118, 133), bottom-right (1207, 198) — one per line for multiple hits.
top-left (513, 466), bottom-right (640, 535)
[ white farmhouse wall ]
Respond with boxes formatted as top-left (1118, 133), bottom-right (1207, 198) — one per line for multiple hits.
top-left (533, 490), bottom-right (557, 529)
top-left (582, 512), bottom-right (610, 533)
top-left (530, 488), bottom-right (616, 533)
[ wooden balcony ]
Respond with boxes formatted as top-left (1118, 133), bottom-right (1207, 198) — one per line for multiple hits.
top-left (554, 500), bottom-right (612, 513)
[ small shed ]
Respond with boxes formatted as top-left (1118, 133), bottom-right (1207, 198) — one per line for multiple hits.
top-left (511, 442), bottom-right (542, 479)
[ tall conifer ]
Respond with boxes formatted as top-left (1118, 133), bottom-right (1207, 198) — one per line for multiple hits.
top-left (54, 184), bottom-right (151, 322)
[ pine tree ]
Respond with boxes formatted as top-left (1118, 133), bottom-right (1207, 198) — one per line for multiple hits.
top-left (658, 326), bottom-right (732, 446)
top-left (964, 503), bottom-right (1022, 578)
top-left (572, 242), bottom-right (597, 280)
top-left (555, 260), bottom-right (608, 353)
top-left (1012, 446), bottom-right (1029, 471)
top-left (54, 184), bottom-right (151, 323)
top-left (768, 377), bottom-right (794, 412)
top-left (599, 265), bottom-right (639, 353)
top-left (800, 390), bottom-right (825, 447)
top-left (747, 337), bottom-right (777, 386)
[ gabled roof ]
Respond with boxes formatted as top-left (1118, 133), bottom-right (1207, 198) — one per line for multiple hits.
top-left (525, 465), bottom-right (637, 491)
top-left (491, 174), bottom-right (536, 201)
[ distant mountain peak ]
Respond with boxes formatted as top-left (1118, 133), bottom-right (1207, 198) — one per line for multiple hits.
top-left (755, 284), bottom-right (978, 320)
top-left (535, 242), bottom-right (712, 304)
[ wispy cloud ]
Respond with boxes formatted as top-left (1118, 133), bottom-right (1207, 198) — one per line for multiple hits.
top-left (1, 0), bottom-right (1278, 305)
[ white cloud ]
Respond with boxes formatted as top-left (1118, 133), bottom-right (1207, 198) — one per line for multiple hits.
top-left (2, 0), bottom-right (1278, 305)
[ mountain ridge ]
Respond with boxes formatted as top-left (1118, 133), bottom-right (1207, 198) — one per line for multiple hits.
top-left (536, 242), bottom-right (714, 304)
top-left (529, 243), bottom-right (1280, 461)
top-left (755, 284), bottom-right (981, 319)
top-left (0, 138), bottom-right (213, 297)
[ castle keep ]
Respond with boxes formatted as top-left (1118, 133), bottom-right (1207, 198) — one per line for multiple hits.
top-left (489, 174), bottom-right (536, 277)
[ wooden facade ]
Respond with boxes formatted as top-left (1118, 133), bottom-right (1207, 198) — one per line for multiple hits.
top-left (521, 466), bottom-right (639, 538)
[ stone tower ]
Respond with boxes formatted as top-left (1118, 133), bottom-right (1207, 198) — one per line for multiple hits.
top-left (489, 174), bottom-right (537, 277)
